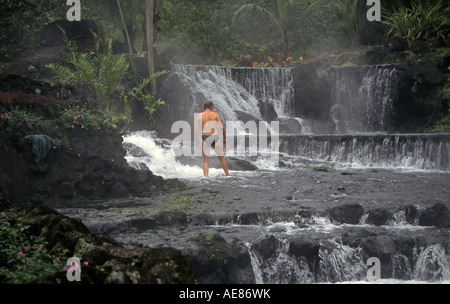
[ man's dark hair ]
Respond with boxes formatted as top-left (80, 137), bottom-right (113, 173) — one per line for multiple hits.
top-left (204, 100), bottom-right (214, 109)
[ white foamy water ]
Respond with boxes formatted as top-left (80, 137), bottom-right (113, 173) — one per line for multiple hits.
top-left (123, 130), bottom-right (283, 178)
top-left (123, 130), bottom-right (226, 179)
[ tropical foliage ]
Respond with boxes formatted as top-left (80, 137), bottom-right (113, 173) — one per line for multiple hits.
top-left (0, 0), bottom-right (449, 132)
top-left (46, 30), bottom-right (129, 111)
top-left (383, 0), bottom-right (449, 41)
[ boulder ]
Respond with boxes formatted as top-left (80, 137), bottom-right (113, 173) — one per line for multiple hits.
top-left (238, 212), bottom-right (260, 225)
top-left (398, 204), bottom-right (418, 224)
top-left (366, 208), bottom-right (394, 226)
top-left (329, 203), bottom-right (364, 225)
top-left (186, 233), bottom-right (255, 284)
top-left (418, 203), bottom-right (450, 228)
top-left (359, 235), bottom-right (397, 279)
top-left (252, 235), bottom-right (282, 260)
top-left (288, 237), bottom-right (320, 268)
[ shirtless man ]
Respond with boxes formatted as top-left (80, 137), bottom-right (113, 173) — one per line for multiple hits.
top-left (194, 100), bottom-right (230, 177)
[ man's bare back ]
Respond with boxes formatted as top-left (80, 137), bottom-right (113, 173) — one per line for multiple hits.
top-left (194, 100), bottom-right (230, 177)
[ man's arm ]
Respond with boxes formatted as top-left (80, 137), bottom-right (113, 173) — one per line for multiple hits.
top-left (217, 114), bottom-right (226, 146)
top-left (194, 113), bottom-right (202, 146)
top-left (194, 113), bottom-right (201, 134)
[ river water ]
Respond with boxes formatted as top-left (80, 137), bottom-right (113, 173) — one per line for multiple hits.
top-left (57, 64), bottom-right (450, 284)
top-left (61, 130), bottom-right (448, 284)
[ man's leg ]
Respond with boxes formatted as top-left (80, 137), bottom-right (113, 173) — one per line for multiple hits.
top-left (213, 137), bottom-right (230, 177)
top-left (202, 144), bottom-right (210, 177)
top-left (217, 156), bottom-right (230, 176)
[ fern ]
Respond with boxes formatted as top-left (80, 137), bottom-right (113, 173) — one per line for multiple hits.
top-left (46, 30), bottom-right (129, 110)
top-left (122, 71), bottom-right (168, 120)
top-left (47, 27), bottom-right (166, 124)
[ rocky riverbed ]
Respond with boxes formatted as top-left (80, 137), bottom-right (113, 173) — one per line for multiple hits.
top-left (53, 160), bottom-right (450, 284)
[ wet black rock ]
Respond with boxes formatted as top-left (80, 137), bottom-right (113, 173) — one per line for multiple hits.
top-left (359, 234), bottom-right (397, 279)
top-left (253, 235), bottom-right (282, 260)
top-left (366, 208), bottom-right (394, 226)
top-left (292, 55), bottom-right (332, 120)
top-left (288, 237), bottom-right (320, 269)
top-left (399, 204), bottom-right (418, 225)
top-left (238, 212), bottom-right (260, 225)
top-left (186, 233), bottom-right (254, 284)
top-left (418, 203), bottom-right (450, 228)
top-left (154, 211), bottom-right (188, 227)
top-left (329, 203), bottom-right (364, 224)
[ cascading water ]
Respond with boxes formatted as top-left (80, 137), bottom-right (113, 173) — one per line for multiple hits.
top-left (111, 64), bottom-right (450, 284)
top-left (279, 133), bottom-right (450, 171)
top-left (158, 64), bottom-right (450, 171)
top-left (330, 64), bottom-right (404, 134)
top-left (245, 233), bottom-right (450, 284)
top-left (231, 67), bottom-right (295, 119)
top-left (171, 65), bottom-right (280, 122)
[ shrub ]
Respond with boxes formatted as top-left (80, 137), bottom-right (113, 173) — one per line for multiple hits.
top-left (61, 105), bottom-right (117, 131)
top-left (383, 0), bottom-right (449, 41)
top-left (1, 107), bottom-right (42, 132)
top-left (0, 210), bottom-right (70, 284)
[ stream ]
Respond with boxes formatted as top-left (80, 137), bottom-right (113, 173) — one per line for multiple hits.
top-left (57, 64), bottom-right (449, 284)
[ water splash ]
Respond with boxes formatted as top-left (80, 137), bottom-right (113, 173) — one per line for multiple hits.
top-left (247, 240), bottom-right (314, 284)
top-left (123, 130), bottom-right (223, 179)
top-left (413, 244), bottom-right (450, 281)
top-left (318, 238), bottom-right (367, 283)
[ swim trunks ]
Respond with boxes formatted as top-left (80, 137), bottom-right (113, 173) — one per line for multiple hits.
top-left (202, 135), bottom-right (218, 149)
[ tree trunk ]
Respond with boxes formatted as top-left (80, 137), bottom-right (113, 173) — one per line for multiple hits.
top-left (145, 0), bottom-right (156, 94)
top-left (116, 0), bottom-right (136, 74)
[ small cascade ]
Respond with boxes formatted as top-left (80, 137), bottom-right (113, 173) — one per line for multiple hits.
top-left (317, 239), bottom-right (367, 283)
top-left (413, 244), bottom-right (450, 281)
top-left (170, 65), bottom-right (262, 122)
top-left (246, 232), bottom-right (450, 284)
top-left (165, 65), bottom-right (296, 123)
top-left (279, 133), bottom-right (450, 171)
top-left (232, 67), bottom-right (295, 118)
top-left (123, 130), bottom-right (213, 179)
top-left (247, 238), bottom-right (314, 284)
top-left (330, 64), bottom-right (404, 134)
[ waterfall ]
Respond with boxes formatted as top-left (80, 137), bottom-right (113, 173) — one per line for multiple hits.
top-left (248, 238), bottom-right (315, 284)
top-left (247, 234), bottom-right (450, 283)
top-left (166, 65), bottom-right (295, 123)
top-left (330, 64), bottom-right (404, 134)
top-left (413, 244), bottom-right (450, 281)
top-left (170, 65), bottom-right (262, 122)
top-left (279, 133), bottom-right (450, 171)
top-left (317, 239), bottom-right (367, 283)
top-left (232, 67), bottom-right (295, 118)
